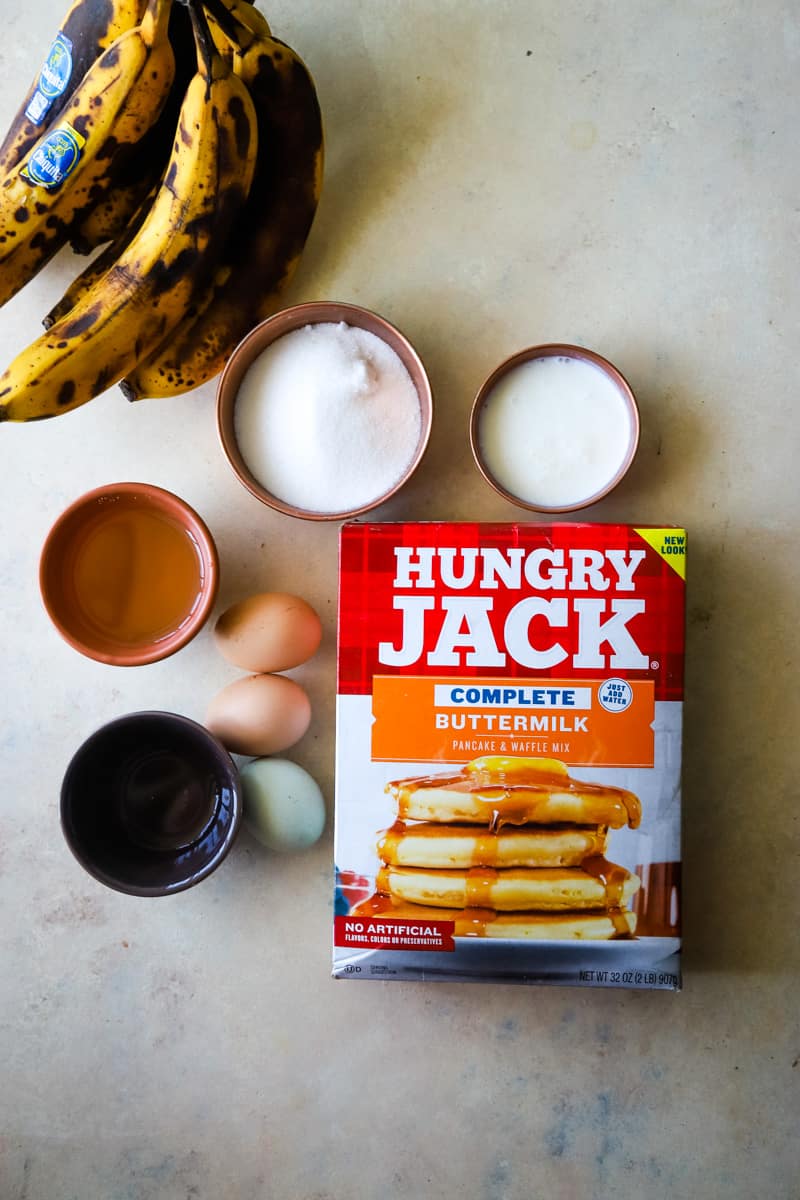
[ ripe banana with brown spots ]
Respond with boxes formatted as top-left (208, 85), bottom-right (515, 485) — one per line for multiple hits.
top-left (44, 186), bottom-right (155, 327)
top-left (121, 0), bottom-right (322, 398)
top-left (0, 0), bottom-right (145, 177)
top-left (0, 0), bottom-right (174, 310)
top-left (68, 0), bottom-right (263, 256)
top-left (68, 159), bottom-right (161, 253)
top-left (68, 0), bottom-right (196, 253)
top-left (0, 4), bottom-right (258, 422)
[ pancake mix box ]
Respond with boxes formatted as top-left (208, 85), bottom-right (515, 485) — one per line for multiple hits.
top-left (332, 522), bottom-right (685, 989)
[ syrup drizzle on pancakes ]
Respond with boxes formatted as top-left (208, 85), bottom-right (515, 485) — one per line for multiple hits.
top-left (360, 757), bottom-right (641, 940)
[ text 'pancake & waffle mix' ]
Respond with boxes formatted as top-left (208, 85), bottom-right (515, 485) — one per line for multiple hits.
top-left (333, 523), bottom-right (685, 989)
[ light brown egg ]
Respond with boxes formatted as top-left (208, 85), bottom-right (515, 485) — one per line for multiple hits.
top-left (213, 592), bottom-right (322, 673)
top-left (205, 674), bottom-right (311, 756)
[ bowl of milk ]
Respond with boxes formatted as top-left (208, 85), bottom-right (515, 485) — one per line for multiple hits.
top-left (470, 344), bottom-right (640, 512)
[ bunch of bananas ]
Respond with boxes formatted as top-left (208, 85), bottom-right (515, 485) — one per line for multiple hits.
top-left (0, 0), bottom-right (322, 421)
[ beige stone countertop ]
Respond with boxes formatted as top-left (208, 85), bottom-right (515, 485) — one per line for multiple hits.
top-left (0, 1), bottom-right (798, 1197)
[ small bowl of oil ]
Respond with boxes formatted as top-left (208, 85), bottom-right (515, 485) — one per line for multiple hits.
top-left (40, 482), bottom-right (219, 666)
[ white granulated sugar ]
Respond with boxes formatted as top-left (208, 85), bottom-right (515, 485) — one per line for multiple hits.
top-left (234, 322), bottom-right (422, 513)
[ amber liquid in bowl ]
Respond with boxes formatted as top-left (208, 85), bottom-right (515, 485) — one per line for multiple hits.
top-left (66, 504), bottom-right (203, 646)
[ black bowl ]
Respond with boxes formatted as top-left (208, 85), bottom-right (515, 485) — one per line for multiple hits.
top-left (61, 712), bottom-right (242, 896)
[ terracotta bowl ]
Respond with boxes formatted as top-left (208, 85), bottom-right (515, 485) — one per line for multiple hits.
top-left (470, 343), bottom-right (640, 513)
top-left (61, 712), bottom-right (242, 896)
top-left (39, 482), bottom-right (219, 666)
top-left (216, 301), bottom-right (434, 521)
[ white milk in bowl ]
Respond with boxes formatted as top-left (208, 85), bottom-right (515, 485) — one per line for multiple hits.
top-left (475, 351), bottom-right (638, 510)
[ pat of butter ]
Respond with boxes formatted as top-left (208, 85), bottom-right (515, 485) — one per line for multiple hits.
top-left (466, 756), bottom-right (569, 779)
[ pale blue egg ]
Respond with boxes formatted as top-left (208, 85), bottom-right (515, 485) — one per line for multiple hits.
top-left (241, 757), bottom-right (326, 851)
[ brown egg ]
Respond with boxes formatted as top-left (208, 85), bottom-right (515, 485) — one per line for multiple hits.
top-left (205, 674), bottom-right (311, 756)
top-left (213, 592), bottom-right (322, 673)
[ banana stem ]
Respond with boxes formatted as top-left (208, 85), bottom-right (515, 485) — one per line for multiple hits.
top-left (203, 0), bottom-right (261, 52)
top-left (203, 0), bottom-right (236, 39)
top-left (142, 0), bottom-right (173, 44)
top-left (187, 0), bottom-right (216, 81)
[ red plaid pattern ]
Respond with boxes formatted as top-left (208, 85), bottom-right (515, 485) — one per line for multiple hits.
top-left (338, 522), bottom-right (685, 701)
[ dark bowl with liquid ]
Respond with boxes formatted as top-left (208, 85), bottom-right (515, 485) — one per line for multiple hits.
top-left (61, 712), bottom-right (242, 896)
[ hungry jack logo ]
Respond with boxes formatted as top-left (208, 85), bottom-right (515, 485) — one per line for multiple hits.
top-left (379, 544), bottom-right (650, 671)
top-left (337, 523), bottom-right (686, 702)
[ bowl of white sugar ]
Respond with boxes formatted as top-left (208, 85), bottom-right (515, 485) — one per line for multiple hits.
top-left (217, 302), bottom-right (433, 520)
top-left (470, 343), bottom-right (640, 513)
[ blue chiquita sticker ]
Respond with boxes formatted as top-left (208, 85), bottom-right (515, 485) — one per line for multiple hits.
top-left (21, 121), bottom-right (85, 189)
top-left (25, 33), bottom-right (74, 125)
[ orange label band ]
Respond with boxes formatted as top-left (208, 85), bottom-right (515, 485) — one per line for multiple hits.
top-left (371, 675), bottom-right (655, 766)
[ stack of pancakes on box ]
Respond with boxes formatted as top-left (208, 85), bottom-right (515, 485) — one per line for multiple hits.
top-left (357, 757), bottom-right (642, 939)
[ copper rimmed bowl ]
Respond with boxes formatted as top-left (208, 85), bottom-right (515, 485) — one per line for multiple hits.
top-left (216, 301), bottom-right (433, 521)
top-left (470, 343), bottom-right (640, 513)
top-left (39, 482), bottom-right (219, 667)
